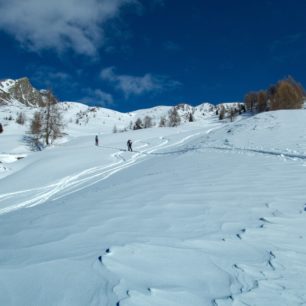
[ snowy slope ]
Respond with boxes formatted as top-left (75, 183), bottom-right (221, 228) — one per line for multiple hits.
top-left (0, 79), bottom-right (16, 93)
top-left (0, 108), bottom-right (306, 306)
top-left (205, 109), bottom-right (306, 157)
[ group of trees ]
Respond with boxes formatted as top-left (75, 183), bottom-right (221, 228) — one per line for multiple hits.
top-left (218, 104), bottom-right (246, 121)
top-left (124, 107), bottom-right (184, 133)
top-left (128, 116), bottom-right (154, 131)
top-left (244, 76), bottom-right (305, 113)
top-left (0, 90), bottom-right (64, 148)
top-left (167, 107), bottom-right (181, 127)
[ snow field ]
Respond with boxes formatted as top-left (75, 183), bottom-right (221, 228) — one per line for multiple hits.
top-left (0, 108), bottom-right (306, 305)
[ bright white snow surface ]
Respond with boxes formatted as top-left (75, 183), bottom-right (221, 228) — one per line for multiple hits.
top-left (1, 108), bottom-right (306, 306)
top-left (0, 79), bottom-right (16, 93)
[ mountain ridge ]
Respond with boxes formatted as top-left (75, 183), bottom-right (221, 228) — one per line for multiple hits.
top-left (0, 77), bottom-right (57, 107)
top-left (0, 77), bottom-right (243, 130)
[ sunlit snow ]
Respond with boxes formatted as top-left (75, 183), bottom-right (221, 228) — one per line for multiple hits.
top-left (1, 102), bottom-right (306, 306)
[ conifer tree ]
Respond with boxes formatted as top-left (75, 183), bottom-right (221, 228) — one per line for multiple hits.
top-left (168, 107), bottom-right (181, 127)
top-left (133, 118), bottom-right (143, 130)
top-left (188, 112), bottom-right (195, 122)
top-left (219, 106), bottom-right (225, 120)
top-left (159, 116), bottom-right (167, 127)
top-left (143, 116), bottom-right (153, 128)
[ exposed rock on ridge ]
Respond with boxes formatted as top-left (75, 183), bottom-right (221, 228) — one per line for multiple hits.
top-left (0, 77), bottom-right (57, 106)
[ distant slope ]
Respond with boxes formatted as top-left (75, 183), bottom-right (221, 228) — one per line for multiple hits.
top-left (0, 77), bottom-right (244, 129)
top-left (205, 109), bottom-right (306, 156)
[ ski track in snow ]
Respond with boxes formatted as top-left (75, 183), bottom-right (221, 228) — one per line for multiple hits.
top-left (1, 116), bottom-right (306, 305)
top-left (202, 145), bottom-right (306, 161)
top-left (0, 133), bottom-right (200, 215)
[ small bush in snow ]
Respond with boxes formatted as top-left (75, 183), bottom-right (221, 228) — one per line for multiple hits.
top-left (16, 112), bottom-right (26, 125)
top-left (133, 118), bottom-right (143, 130)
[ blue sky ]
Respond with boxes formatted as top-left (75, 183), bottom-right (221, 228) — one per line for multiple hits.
top-left (0, 0), bottom-right (306, 112)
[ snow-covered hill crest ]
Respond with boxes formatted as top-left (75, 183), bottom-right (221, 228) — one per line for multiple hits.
top-left (0, 77), bottom-right (245, 133)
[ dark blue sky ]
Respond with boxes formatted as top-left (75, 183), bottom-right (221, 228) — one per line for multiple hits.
top-left (0, 0), bottom-right (305, 112)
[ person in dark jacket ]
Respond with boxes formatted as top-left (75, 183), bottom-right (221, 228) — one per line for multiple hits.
top-left (95, 135), bottom-right (99, 146)
top-left (127, 139), bottom-right (133, 152)
top-left (0, 123), bottom-right (3, 134)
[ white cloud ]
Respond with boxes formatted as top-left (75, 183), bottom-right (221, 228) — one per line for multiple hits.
top-left (81, 88), bottom-right (114, 107)
top-left (101, 67), bottom-right (180, 98)
top-left (0, 0), bottom-right (137, 56)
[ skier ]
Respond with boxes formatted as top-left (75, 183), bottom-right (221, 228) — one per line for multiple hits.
top-left (0, 123), bottom-right (3, 134)
top-left (95, 135), bottom-right (99, 146)
top-left (127, 139), bottom-right (133, 152)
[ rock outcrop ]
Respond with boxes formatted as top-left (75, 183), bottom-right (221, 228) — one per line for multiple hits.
top-left (0, 77), bottom-right (57, 107)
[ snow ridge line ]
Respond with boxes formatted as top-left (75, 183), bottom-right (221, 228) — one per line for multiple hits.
top-left (212, 230), bottom-right (278, 305)
top-left (211, 205), bottom-right (306, 306)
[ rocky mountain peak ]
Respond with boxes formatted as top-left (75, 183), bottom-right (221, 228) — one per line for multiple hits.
top-left (0, 77), bottom-right (57, 107)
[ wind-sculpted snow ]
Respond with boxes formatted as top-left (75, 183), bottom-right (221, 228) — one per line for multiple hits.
top-left (0, 110), bottom-right (306, 305)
